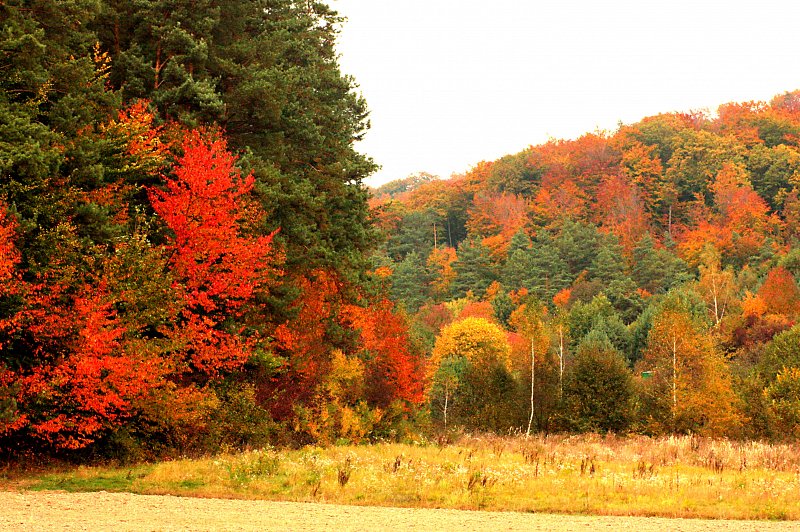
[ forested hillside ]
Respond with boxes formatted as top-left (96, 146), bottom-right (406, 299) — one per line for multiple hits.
top-left (0, 0), bottom-right (424, 458)
top-left (372, 94), bottom-right (800, 439)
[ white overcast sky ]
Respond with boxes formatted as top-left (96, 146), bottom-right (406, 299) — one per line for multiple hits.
top-left (333, 0), bottom-right (800, 186)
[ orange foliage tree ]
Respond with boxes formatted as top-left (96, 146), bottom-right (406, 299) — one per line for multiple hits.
top-left (594, 174), bottom-right (650, 252)
top-left (532, 180), bottom-right (588, 226)
top-left (427, 246), bottom-right (457, 297)
top-left (270, 271), bottom-right (343, 416)
top-left (456, 300), bottom-right (497, 323)
top-left (679, 163), bottom-right (780, 266)
top-left (639, 303), bottom-right (741, 436)
top-left (272, 271), bottom-right (425, 421)
top-left (345, 299), bottom-right (425, 407)
top-left (466, 192), bottom-right (529, 258)
top-left (617, 140), bottom-right (663, 213)
top-left (0, 205), bottom-right (19, 284)
top-left (0, 205), bottom-right (22, 343)
top-left (695, 247), bottom-right (738, 327)
top-left (758, 266), bottom-right (800, 317)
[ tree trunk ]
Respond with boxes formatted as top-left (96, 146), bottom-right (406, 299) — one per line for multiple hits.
top-left (443, 383), bottom-right (449, 431)
top-left (526, 341), bottom-right (535, 436)
top-left (672, 335), bottom-right (678, 429)
top-left (668, 205), bottom-right (673, 238)
top-left (558, 326), bottom-right (564, 401)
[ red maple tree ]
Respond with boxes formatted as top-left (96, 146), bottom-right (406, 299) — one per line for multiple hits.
top-left (149, 130), bottom-right (280, 375)
top-left (345, 299), bottom-right (425, 406)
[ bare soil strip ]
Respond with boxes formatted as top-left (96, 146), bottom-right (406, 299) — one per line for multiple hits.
top-left (1, 491), bottom-right (797, 531)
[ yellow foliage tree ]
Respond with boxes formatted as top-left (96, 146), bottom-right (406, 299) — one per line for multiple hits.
top-left (430, 317), bottom-right (511, 374)
top-left (428, 317), bottom-right (512, 429)
top-left (640, 307), bottom-right (741, 436)
top-left (696, 245), bottom-right (738, 327)
top-left (427, 246), bottom-right (457, 297)
top-left (509, 302), bottom-right (551, 435)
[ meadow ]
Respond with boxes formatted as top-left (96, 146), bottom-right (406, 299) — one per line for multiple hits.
top-left (4, 434), bottom-right (800, 521)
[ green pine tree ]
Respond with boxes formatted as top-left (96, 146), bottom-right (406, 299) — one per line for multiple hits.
top-left (451, 236), bottom-right (496, 299)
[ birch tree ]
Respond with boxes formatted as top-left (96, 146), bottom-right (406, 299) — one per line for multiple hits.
top-left (640, 300), bottom-right (741, 436)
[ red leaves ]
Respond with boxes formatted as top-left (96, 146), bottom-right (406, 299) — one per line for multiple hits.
top-left (270, 273), bottom-right (425, 413)
top-left (72, 291), bottom-right (125, 360)
top-left (149, 131), bottom-right (281, 376)
top-left (345, 299), bottom-right (425, 406)
top-left (29, 290), bottom-right (127, 448)
top-left (456, 301), bottom-right (496, 323)
top-left (0, 205), bottom-right (19, 283)
top-left (150, 131), bottom-right (279, 316)
top-left (758, 266), bottom-right (800, 317)
top-left (273, 271), bottom-right (340, 383)
top-left (533, 180), bottom-right (589, 226)
top-left (6, 286), bottom-right (163, 450)
top-left (1, 128), bottom-right (285, 450)
top-left (0, 205), bottom-right (22, 347)
top-left (678, 163), bottom-right (780, 266)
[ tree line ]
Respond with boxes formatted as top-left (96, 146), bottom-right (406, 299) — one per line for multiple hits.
top-left (372, 94), bottom-right (800, 441)
top-left (3, 0), bottom-right (800, 461)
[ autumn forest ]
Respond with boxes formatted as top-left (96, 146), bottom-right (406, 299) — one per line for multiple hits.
top-left (3, 1), bottom-right (800, 462)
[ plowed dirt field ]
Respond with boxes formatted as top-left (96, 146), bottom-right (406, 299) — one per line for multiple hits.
top-left (2, 491), bottom-right (797, 531)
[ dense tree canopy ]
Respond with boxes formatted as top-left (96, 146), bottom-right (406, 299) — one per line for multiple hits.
top-left (0, 0), bottom-right (422, 457)
top-left (372, 89), bottom-right (800, 441)
top-left (5, 0), bottom-right (800, 454)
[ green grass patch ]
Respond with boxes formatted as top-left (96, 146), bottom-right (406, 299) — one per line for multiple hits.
top-left (30, 465), bottom-right (153, 493)
top-left (168, 479), bottom-right (206, 490)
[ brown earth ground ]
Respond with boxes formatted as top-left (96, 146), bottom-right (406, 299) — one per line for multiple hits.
top-left (1, 491), bottom-right (798, 531)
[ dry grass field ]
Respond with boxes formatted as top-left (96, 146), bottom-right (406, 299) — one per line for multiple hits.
top-left (4, 434), bottom-right (800, 522)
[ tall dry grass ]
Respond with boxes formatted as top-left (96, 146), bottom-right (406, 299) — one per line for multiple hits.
top-left (15, 433), bottom-right (800, 520)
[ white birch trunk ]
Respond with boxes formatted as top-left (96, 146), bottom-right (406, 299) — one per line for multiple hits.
top-left (526, 341), bottom-right (535, 436)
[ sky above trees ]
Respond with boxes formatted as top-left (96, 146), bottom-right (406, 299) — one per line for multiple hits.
top-left (335, 0), bottom-right (800, 185)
